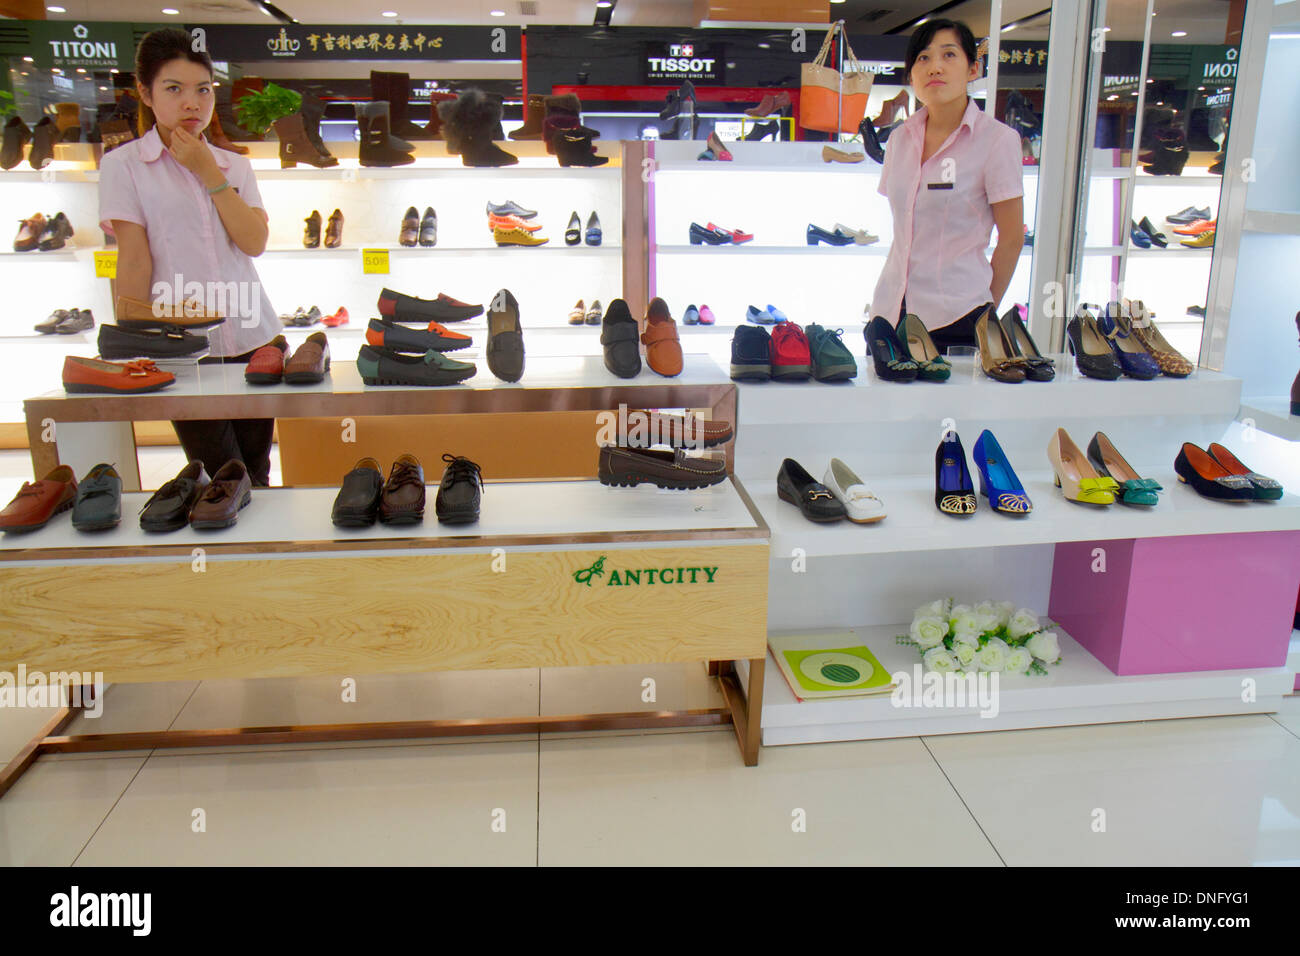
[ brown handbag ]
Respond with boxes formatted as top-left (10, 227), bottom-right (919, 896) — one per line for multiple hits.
top-left (800, 20), bottom-right (875, 134)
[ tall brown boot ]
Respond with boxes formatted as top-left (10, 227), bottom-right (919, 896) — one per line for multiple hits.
top-left (509, 94), bottom-right (546, 140)
top-left (273, 113), bottom-right (338, 168)
top-left (205, 111), bottom-right (249, 155)
top-left (372, 70), bottom-right (431, 140)
top-left (54, 102), bottom-right (81, 142)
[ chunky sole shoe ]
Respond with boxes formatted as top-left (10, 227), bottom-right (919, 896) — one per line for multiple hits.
top-left (813, 363), bottom-right (857, 382)
top-left (730, 362), bottom-right (771, 381)
top-left (63, 379), bottom-right (172, 395)
top-left (189, 489), bottom-right (252, 530)
top-left (771, 364), bottom-right (811, 381)
top-left (379, 510), bottom-right (424, 525)
top-left (360, 368), bottom-right (474, 387)
top-left (598, 446), bottom-right (727, 490)
top-left (283, 357), bottom-right (330, 385)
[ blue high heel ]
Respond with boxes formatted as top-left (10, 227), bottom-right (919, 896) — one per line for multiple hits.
top-left (972, 429), bottom-right (1032, 514)
top-left (935, 431), bottom-right (976, 515)
top-left (1098, 302), bottom-right (1160, 380)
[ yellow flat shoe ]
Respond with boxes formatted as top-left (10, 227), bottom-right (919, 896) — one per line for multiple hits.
top-left (1179, 228), bottom-right (1215, 248)
top-left (494, 226), bottom-right (548, 247)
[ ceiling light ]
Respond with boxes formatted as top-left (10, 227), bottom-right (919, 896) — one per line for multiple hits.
top-left (381, 10), bottom-right (397, 16)
top-left (162, 6), bottom-right (179, 13)
top-left (490, 8), bottom-right (505, 14)
top-left (110, 68), bottom-right (120, 74)
top-left (99, 85), bottom-right (108, 90)
top-left (596, 1), bottom-right (613, 6)
top-left (1002, 24), bottom-right (1015, 32)
top-left (75, 67), bottom-right (85, 73)
top-left (47, 5), bottom-right (66, 11)
top-left (22, 56), bottom-right (33, 63)
top-left (1197, 85), bottom-right (1206, 90)
top-left (830, 0), bottom-right (845, 4)
top-left (1107, 94), bottom-right (1118, 100)
top-left (757, 42), bottom-right (770, 49)
top-left (1171, 30), bottom-right (1187, 37)
top-left (1102, 27), bottom-right (1111, 32)
top-left (51, 67), bottom-right (62, 74)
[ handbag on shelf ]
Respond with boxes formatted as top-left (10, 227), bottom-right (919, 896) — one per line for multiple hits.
top-left (799, 20), bottom-right (874, 134)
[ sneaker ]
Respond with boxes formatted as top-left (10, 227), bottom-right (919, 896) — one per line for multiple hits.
top-left (1165, 205), bottom-right (1211, 225)
top-left (770, 322), bottom-right (811, 380)
top-left (806, 323), bottom-right (858, 382)
top-left (730, 325), bottom-right (771, 381)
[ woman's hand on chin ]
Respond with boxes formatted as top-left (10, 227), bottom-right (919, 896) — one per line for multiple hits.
top-left (168, 124), bottom-right (222, 186)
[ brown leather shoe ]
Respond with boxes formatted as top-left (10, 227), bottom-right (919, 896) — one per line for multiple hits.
top-left (598, 445), bottom-right (726, 490)
top-left (620, 410), bottom-right (733, 449)
top-left (116, 294), bottom-right (226, 330)
top-left (324, 208), bottom-right (344, 248)
top-left (189, 460), bottom-right (252, 529)
top-left (380, 454), bottom-right (425, 524)
top-left (0, 464), bottom-right (77, 532)
top-left (399, 206), bottom-right (420, 247)
top-left (641, 297), bottom-right (683, 377)
top-left (14, 213), bottom-right (46, 252)
top-left (284, 331), bottom-right (330, 384)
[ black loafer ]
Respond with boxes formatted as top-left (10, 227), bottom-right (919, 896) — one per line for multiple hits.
top-left (565, 211), bottom-right (581, 245)
top-left (71, 462), bottom-right (121, 531)
top-left (419, 206), bottom-right (437, 247)
top-left (366, 317), bottom-right (470, 353)
top-left (98, 323), bottom-right (208, 360)
top-left (435, 454), bottom-right (483, 524)
top-left (377, 287), bottom-right (483, 323)
top-left (140, 460), bottom-right (210, 532)
top-left (777, 457), bottom-right (846, 522)
top-left (601, 298), bottom-right (642, 378)
top-left (486, 288), bottom-right (524, 383)
top-left (357, 344), bottom-right (476, 386)
top-left (331, 457), bottom-right (385, 527)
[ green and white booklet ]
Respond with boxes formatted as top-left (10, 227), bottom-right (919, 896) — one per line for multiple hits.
top-left (769, 632), bottom-right (897, 701)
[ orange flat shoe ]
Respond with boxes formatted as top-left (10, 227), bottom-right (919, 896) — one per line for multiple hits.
top-left (63, 355), bottom-right (175, 394)
top-left (487, 214), bottom-right (542, 232)
top-left (1171, 218), bottom-right (1215, 236)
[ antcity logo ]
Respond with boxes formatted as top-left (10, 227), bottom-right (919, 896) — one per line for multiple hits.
top-left (573, 555), bottom-right (719, 587)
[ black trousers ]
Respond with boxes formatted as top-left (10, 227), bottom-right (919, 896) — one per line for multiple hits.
top-left (172, 350), bottom-right (274, 487)
top-left (902, 301), bottom-right (991, 354)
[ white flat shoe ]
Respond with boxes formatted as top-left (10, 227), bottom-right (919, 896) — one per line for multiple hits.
top-left (834, 223), bottom-right (879, 245)
top-left (824, 458), bottom-right (886, 523)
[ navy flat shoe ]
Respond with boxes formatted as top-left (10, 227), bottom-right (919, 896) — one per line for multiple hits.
top-left (689, 222), bottom-right (731, 245)
top-left (972, 429), bottom-right (1032, 514)
top-left (807, 223), bottom-right (855, 246)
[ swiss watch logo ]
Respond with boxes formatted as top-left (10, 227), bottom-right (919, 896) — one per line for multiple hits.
top-left (73, 24), bottom-right (88, 39)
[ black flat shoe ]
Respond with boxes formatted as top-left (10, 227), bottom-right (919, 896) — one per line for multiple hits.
top-left (98, 323), bottom-right (208, 360)
top-left (565, 211), bottom-right (581, 245)
top-left (935, 432), bottom-right (977, 515)
top-left (1207, 443), bottom-right (1284, 500)
top-left (777, 458), bottom-right (846, 522)
top-left (864, 316), bottom-right (919, 382)
top-left (435, 454), bottom-right (483, 524)
top-left (331, 457), bottom-right (384, 527)
top-left (140, 461), bottom-right (210, 532)
top-left (1066, 306), bottom-right (1122, 380)
top-left (601, 298), bottom-right (642, 378)
top-left (1138, 215), bottom-right (1167, 247)
top-left (486, 287), bottom-right (524, 383)
top-left (1174, 443), bottom-right (1255, 501)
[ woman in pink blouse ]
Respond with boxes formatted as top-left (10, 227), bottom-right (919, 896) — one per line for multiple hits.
top-left (100, 28), bottom-right (281, 484)
top-left (869, 19), bottom-right (1025, 352)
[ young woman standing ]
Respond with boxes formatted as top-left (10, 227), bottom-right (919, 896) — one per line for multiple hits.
top-left (869, 20), bottom-right (1025, 352)
top-left (99, 28), bottom-right (281, 484)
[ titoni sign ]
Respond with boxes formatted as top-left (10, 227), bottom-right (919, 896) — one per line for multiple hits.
top-left (33, 21), bottom-right (135, 71)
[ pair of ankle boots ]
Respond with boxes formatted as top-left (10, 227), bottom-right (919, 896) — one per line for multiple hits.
top-left (437, 89), bottom-right (519, 167)
top-left (274, 93), bottom-right (338, 168)
top-left (539, 94), bottom-right (607, 167)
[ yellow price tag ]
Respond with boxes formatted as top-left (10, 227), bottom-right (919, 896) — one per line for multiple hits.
top-left (94, 250), bottom-right (118, 279)
top-left (362, 248), bottom-right (390, 274)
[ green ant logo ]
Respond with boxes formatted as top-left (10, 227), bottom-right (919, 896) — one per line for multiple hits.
top-left (573, 555), bottom-right (607, 586)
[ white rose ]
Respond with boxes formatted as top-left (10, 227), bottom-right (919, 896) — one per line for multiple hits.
top-left (996, 601), bottom-right (1017, 628)
top-left (923, 646), bottom-right (959, 673)
top-left (1026, 630), bottom-right (1061, 664)
top-left (952, 623), bottom-right (981, 647)
top-left (1007, 608), bottom-right (1040, 639)
top-left (949, 605), bottom-right (977, 636)
top-left (952, 642), bottom-right (977, 666)
top-left (1005, 647), bottom-right (1034, 674)
top-left (976, 636), bottom-right (1010, 672)
top-left (916, 598), bottom-right (949, 619)
top-left (973, 601), bottom-right (1002, 634)
top-left (910, 615), bottom-right (949, 649)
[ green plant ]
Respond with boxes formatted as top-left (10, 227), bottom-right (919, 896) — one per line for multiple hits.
top-left (0, 91), bottom-right (16, 120)
top-left (233, 81), bottom-right (301, 135)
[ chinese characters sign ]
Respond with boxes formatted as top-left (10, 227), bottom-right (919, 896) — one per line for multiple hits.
top-left (192, 24), bottom-right (520, 61)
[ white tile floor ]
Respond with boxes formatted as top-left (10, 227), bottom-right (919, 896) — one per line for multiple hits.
top-left (2, 448), bottom-right (1298, 865)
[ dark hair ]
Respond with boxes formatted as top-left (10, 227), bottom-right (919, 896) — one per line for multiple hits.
top-left (904, 19), bottom-right (978, 78)
top-left (134, 27), bottom-right (214, 135)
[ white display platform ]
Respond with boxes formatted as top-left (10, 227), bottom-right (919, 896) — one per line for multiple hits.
top-left (1240, 398), bottom-right (1300, 441)
top-left (0, 478), bottom-right (758, 558)
top-left (746, 624), bottom-right (1298, 745)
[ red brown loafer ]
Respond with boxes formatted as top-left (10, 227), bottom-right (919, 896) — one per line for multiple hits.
top-left (597, 445), bottom-right (726, 490)
top-left (244, 334), bottom-right (290, 385)
top-left (189, 460), bottom-right (252, 529)
top-left (63, 355), bottom-right (175, 394)
top-left (641, 297), bottom-right (683, 377)
top-left (620, 410), bottom-right (733, 448)
top-left (0, 464), bottom-right (77, 532)
top-left (283, 331), bottom-right (330, 384)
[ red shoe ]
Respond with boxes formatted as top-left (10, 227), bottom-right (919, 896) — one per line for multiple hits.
top-left (770, 322), bottom-right (811, 380)
top-left (0, 464), bottom-right (77, 532)
top-left (706, 222), bottom-right (753, 244)
top-left (1172, 218), bottom-right (1215, 236)
top-left (62, 356), bottom-right (176, 394)
top-left (244, 334), bottom-right (290, 384)
top-left (321, 306), bottom-right (349, 327)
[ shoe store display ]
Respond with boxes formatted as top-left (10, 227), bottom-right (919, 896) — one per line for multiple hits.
top-left (1049, 428), bottom-right (1117, 505)
top-left (641, 297), bottom-right (683, 377)
top-left (1166, 205), bottom-right (1211, 225)
top-left (1173, 443), bottom-right (1255, 502)
top-left (1, 116), bottom-right (31, 170)
top-left (1187, 304), bottom-right (1206, 318)
top-left (189, 460), bottom-right (253, 530)
top-left (598, 445), bottom-right (727, 490)
top-left (357, 345), bottom-right (476, 386)
top-left (806, 324), bottom-right (857, 382)
top-left (865, 316), bottom-right (920, 382)
top-left (586, 212), bottom-right (602, 246)
top-left (98, 324), bottom-right (208, 360)
top-left (282, 306), bottom-right (323, 328)
top-left (683, 304), bottom-right (701, 326)
top-left (441, 90), bottom-right (519, 167)
top-left (321, 307), bottom-right (350, 328)
top-left (1126, 300), bottom-right (1190, 375)
top-left (35, 309), bottom-right (72, 334)
top-left (332, 458), bottom-right (385, 528)
top-left (62, 356), bottom-right (175, 394)
top-left (565, 212), bottom-right (582, 245)
top-left (0, 465), bottom-right (77, 533)
top-left (997, 305), bottom-right (1054, 381)
top-left (896, 315), bottom-right (952, 382)
top-left (435, 454), bottom-right (484, 524)
top-left (556, 131), bottom-right (608, 167)
top-left (419, 207), bottom-right (437, 246)
top-left (857, 117), bottom-right (886, 164)
top-left (935, 432), bottom-right (977, 515)
top-left (399, 206), bottom-right (419, 247)
top-left (1206, 443), bottom-right (1284, 500)
top-left (28, 116), bottom-right (57, 169)
top-left (274, 112), bottom-right (338, 169)
top-left (38, 211), bottom-right (74, 251)
top-left (1137, 216), bottom-right (1168, 248)
top-left (486, 288), bottom-right (525, 382)
top-left (1129, 220), bottom-right (1153, 249)
top-left (372, 70), bottom-right (432, 141)
top-left (601, 298), bottom-right (642, 379)
top-left (488, 212), bottom-right (541, 233)
top-left (730, 325), bottom-right (772, 381)
top-left (706, 223), bottom-right (753, 244)
top-left (284, 332), bottom-right (331, 385)
top-left (357, 101), bottom-right (416, 168)
top-left (568, 299), bottom-right (586, 325)
top-left (1098, 303), bottom-right (1160, 380)
top-left (823, 458), bottom-right (885, 523)
top-left (745, 305), bottom-right (774, 325)
top-left (140, 461), bottom-right (210, 532)
top-left (244, 334), bottom-right (290, 384)
top-left (834, 223), bottom-right (879, 246)
top-left (1087, 432), bottom-right (1161, 507)
top-left (510, 94), bottom-right (546, 140)
top-left (1180, 228), bottom-right (1215, 248)
top-left (379, 288), bottom-right (483, 323)
top-left (486, 199), bottom-right (537, 219)
top-left (777, 458), bottom-right (846, 522)
top-left (71, 463), bottom-right (122, 532)
top-left (324, 208), bottom-right (344, 248)
top-left (1066, 306), bottom-right (1123, 380)
top-left (1172, 218), bottom-right (1215, 237)
top-left (14, 213), bottom-right (46, 252)
top-left (698, 305), bottom-right (716, 326)
top-left (303, 210), bottom-right (322, 248)
top-left (367, 317), bottom-right (470, 352)
top-left (972, 429), bottom-right (1032, 515)
top-left (706, 131), bottom-right (732, 161)
top-left (744, 121), bottom-right (779, 142)
top-left (53, 308), bottom-right (94, 335)
top-left (495, 225), bottom-right (548, 247)
top-left (619, 410), bottom-right (733, 448)
top-left (585, 300), bottom-right (603, 326)
top-left (297, 92), bottom-right (336, 162)
top-left (823, 144), bottom-right (865, 164)
top-left (689, 222), bottom-right (733, 246)
top-left (745, 91), bottom-right (791, 117)
top-left (974, 306), bottom-right (1028, 383)
top-left (380, 454), bottom-right (426, 524)
top-left (807, 223), bottom-right (856, 246)
top-left (770, 322), bottom-right (812, 381)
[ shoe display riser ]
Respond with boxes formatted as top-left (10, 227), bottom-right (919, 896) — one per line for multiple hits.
top-left (741, 624), bottom-right (1296, 746)
top-left (1227, 228), bottom-right (1300, 406)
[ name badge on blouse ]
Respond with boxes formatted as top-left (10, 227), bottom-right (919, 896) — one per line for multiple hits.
top-left (926, 182), bottom-right (955, 190)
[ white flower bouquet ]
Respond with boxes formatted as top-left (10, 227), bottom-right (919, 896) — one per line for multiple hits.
top-left (899, 599), bottom-right (1062, 675)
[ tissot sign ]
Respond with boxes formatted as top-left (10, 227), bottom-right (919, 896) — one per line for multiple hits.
top-left (644, 42), bottom-right (724, 83)
top-left (30, 21), bottom-right (135, 71)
